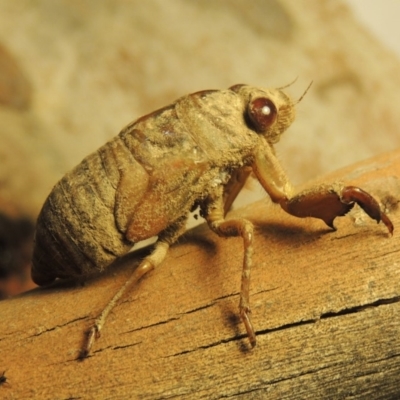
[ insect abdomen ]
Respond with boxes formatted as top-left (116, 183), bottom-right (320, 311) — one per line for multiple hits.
top-left (31, 137), bottom-right (141, 285)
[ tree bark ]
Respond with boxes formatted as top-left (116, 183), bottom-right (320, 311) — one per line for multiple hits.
top-left (1, 150), bottom-right (400, 399)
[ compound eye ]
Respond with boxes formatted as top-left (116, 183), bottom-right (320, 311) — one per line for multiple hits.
top-left (247, 97), bottom-right (277, 132)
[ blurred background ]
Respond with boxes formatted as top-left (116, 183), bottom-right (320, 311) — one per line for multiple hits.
top-left (1, 0), bottom-right (400, 298)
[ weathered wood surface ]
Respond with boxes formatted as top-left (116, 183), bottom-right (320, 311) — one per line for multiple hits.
top-left (1, 150), bottom-right (400, 399)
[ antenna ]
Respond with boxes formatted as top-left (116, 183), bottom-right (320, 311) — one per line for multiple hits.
top-left (295, 81), bottom-right (313, 104)
top-left (277, 77), bottom-right (298, 90)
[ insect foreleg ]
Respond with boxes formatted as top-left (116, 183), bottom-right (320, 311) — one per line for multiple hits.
top-left (81, 215), bottom-right (188, 358)
top-left (252, 143), bottom-right (393, 234)
top-left (203, 187), bottom-right (256, 347)
top-left (281, 184), bottom-right (393, 233)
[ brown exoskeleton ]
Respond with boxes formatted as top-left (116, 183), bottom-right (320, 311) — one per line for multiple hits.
top-left (31, 84), bottom-right (393, 357)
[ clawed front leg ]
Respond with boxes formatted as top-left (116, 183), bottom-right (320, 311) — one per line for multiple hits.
top-left (281, 184), bottom-right (393, 234)
top-left (252, 142), bottom-right (393, 234)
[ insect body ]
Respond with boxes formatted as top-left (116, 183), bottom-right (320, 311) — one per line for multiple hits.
top-left (31, 84), bottom-right (393, 357)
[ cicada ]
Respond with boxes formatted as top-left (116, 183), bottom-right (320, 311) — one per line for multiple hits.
top-left (31, 84), bottom-right (393, 357)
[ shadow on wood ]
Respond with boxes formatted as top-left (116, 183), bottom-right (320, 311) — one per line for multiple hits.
top-left (1, 150), bottom-right (400, 399)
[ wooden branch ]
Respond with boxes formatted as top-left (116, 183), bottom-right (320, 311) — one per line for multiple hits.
top-left (1, 150), bottom-right (400, 399)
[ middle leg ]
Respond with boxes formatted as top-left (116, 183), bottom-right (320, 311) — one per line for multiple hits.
top-left (202, 188), bottom-right (257, 347)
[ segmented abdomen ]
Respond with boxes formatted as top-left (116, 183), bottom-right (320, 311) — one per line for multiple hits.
top-left (31, 136), bottom-right (139, 285)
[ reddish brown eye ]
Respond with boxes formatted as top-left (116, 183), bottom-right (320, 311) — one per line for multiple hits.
top-left (247, 97), bottom-right (277, 132)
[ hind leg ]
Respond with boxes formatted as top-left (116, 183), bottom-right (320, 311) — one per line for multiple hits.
top-left (81, 215), bottom-right (187, 358)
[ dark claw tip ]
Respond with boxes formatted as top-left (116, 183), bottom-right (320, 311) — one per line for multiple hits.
top-left (381, 212), bottom-right (394, 235)
top-left (324, 219), bottom-right (337, 231)
top-left (341, 186), bottom-right (394, 235)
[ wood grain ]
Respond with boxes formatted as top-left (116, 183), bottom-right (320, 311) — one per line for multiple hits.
top-left (1, 150), bottom-right (400, 399)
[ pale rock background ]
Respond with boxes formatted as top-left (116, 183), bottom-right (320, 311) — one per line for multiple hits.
top-left (0, 0), bottom-right (400, 218)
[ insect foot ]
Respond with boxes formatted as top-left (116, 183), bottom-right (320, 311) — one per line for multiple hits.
top-left (0, 371), bottom-right (8, 386)
top-left (31, 84), bottom-right (393, 356)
